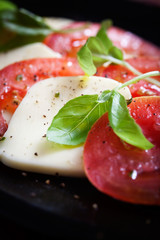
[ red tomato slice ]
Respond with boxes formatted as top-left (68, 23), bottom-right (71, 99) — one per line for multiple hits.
top-left (43, 22), bottom-right (160, 58)
top-left (0, 57), bottom-right (83, 136)
top-left (83, 96), bottom-right (160, 205)
top-left (43, 22), bottom-right (99, 57)
top-left (0, 113), bottom-right (8, 137)
top-left (108, 27), bottom-right (160, 57)
top-left (96, 56), bottom-right (160, 97)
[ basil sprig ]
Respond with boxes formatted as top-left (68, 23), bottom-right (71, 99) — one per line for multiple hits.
top-left (0, 6), bottom-right (53, 52)
top-left (0, 2), bottom-right (92, 52)
top-left (77, 20), bottom-right (123, 76)
top-left (47, 71), bottom-right (160, 150)
top-left (77, 21), bottom-right (160, 87)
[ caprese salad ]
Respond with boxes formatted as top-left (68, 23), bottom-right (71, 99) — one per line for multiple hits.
top-left (0, 0), bottom-right (160, 205)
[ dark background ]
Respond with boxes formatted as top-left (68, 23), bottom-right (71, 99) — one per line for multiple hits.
top-left (0, 0), bottom-right (159, 240)
top-left (11, 0), bottom-right (160, 46)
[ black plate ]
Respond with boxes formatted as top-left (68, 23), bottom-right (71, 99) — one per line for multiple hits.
top-left (0, 162), bottom-right (160, 239)
top-left (0, 1), bottom-right (160, 239)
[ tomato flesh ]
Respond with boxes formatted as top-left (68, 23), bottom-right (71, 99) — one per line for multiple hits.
top-left (0, 57), bottom-right (83, 136)
top-left (96, 56), bottom-right (160, 97)
top-left (43, 22), bottom-right (160, 58)
top-left (43, 22), bottom-right (99, 58)
top-left (83, 96), bottom-right (160, 205)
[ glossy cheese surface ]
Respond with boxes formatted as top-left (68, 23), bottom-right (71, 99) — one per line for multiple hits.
top-left (0, 76), bottom-right (131, 177)
top-left (0, 43), bottom-right (61, 70)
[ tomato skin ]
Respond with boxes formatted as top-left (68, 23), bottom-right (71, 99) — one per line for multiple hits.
top-left (96, 56), bottom-right (160, 97)
top-left (108, 27), bottom-right (160, 57)
top-left (83, 96), bottom-right (160, 205)
top-left (43, 22), bottom-right (99, 58)
top-left (0, 114), bottom-right (8, 137)
top-left (0, 57), bottom-right (83, 136)
top-left (43, 22), bottom-right (160, 58)
top-left (0, 57), bottom-right (83, 93)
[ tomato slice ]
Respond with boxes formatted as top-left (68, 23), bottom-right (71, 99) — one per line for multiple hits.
top-left (43, 22), bottom-right (99, 58)
top-left (0, 57), bottom-right (83, 136)
top-left (108, 27), bottom-right (160, 57)
top-left (0, 113), bottom-right (8, 137)
top-left (43, 22), bottom-right (160, 58)
top-left (83, 96), bottom-right (160, 205)
top-left (96, 56), bottom-right (160, 97)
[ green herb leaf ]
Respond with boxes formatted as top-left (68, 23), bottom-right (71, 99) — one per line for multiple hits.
top-left (0, 8), bottom-right (52, 52)
top-left (108, 91), bottom-right (154, 150)
top-left (0, 136), bottom-right (6, 141)
top-left (0, 0), bottom-right (17, 11)
top-left (101, 19), bottom-right (113, 30)
top-left (77, 44), bottom-right (97, 76)
top-left (47, 93), bottom-right (109, 145)
top-left (77, 21), bottom-right (123, 75)
top-left (47, 83), bottom-right (154, 149)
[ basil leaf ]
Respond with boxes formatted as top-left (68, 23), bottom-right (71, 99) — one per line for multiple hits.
top-left (47, 93), bottom-right (109, 145)
top-left (108, 91), bottom-right (154, 150)
top-left (96, 26), bottom-right (113, 52)
top-left (77, 21), bottom-right (123, 75)
top-left (0, 0), bottom-right (17, 11)
top-left (101, 19), bottom-right (113, 30)
top-left (77, 44), bottom-right (96, 76)
top-left (109, 45), bottom-right (123, 60)
top-left (0, 8), bottom-right (52, 52)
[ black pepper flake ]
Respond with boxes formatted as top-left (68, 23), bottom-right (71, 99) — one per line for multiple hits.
top-left (33, 74), bottom-right (38, 82)
top-left (16, 74), bottom-right (23, 81)
top-left (43, 115), bottom-right (46, 118)
top-left (34, 152), bottom-right (38, 156)
top-left (42, 134), bottom-right (46, 138)
top-left (12, 99), bottom-right (20, 105)
top-left (55, 92), bottom-right (60, 98)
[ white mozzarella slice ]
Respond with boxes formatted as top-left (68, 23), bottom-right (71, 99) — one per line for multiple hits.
top-left (0, 76), bottom-right (131, 177)
top-left (44, 17), bottom-right (73, 30)
top-left (0, 43), bottom-right (61, 70)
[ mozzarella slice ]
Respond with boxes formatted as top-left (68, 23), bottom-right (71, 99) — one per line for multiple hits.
top-left (44, 17), bottom-right (73, 30)
top-left (0, 76), bottom-right (131, 177)
top-left (0, 43), bottom-right (61, 70)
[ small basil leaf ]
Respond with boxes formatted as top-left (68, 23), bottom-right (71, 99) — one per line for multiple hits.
top-left (96, 26), bottom-right (113, 53)
top-left (77, 20), bottom-right (124, 75)
top-left (87, 37), bottom-right (108, 67)
top-left (87, 36), bottom-right (108, 56)
top-left (0, 0), bottom-right (17, 11)
top-left (101, 19), bottom-right (113, 30)
top-left (77, 44), bottom-right (96, 76)
top-left (109, 45), bottom-right (123, 60)
top-left (47, 94), bottom-right (109, 145)
top-left (108, 91), bottom-right (154, 150)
